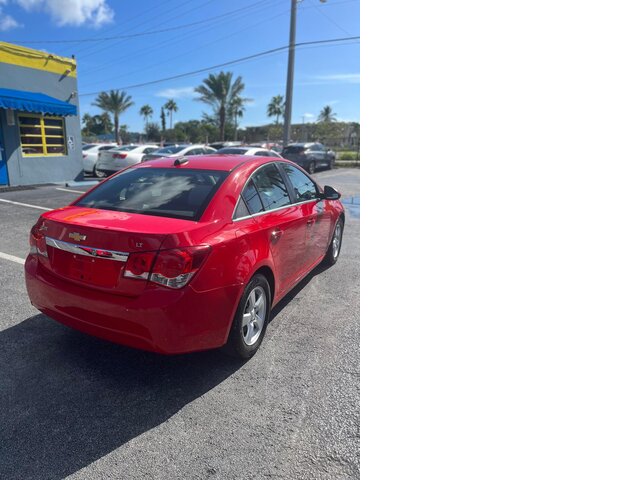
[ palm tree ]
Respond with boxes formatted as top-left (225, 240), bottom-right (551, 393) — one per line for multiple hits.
top-left (229, 96), bottom-right (250, 141)
top-left (318, 105), bottom-right (337, 123)
top-left (195, 71), bottom-right (246, 141)
top-left (139, 105), bottom-right (153, 128)
top-left (267, 94), bottom-right (284, 125)
top-left (92, 90), bottom-right (134, 144)
top-left (164, 99), bottom-right (178, 129)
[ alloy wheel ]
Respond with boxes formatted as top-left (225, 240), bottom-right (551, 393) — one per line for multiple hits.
top-left (332, 221), bottom-right (342, 259)
top-left (242, 286), bottom-right (267, 346)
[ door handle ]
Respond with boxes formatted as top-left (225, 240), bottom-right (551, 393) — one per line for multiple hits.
top-left (306, 219), bottom-right (316, 227)
top-left (271, 229), bottom-right (283, 242)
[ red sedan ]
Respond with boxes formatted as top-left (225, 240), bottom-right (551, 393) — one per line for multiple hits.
top-left (24, 155), bottom-right (345, 358)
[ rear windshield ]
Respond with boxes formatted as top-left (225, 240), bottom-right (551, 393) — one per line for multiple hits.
top-left (155, 145), bottom-right (188, 154)
top-left (75, 168), bottom-right (229, 221)
top-left (218, 148), bottom-right (249, 154)
top-left (113, 145), bottom-right (138, 152)
top-left (82, 144), bottom-right (97, 150)
top-left (283, 146), bottom-right (306, 154)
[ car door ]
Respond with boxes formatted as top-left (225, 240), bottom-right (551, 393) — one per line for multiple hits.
top-left (239, 163), bottom-right (312, 295)
top-left (279, 162), bottom-right (332, 265)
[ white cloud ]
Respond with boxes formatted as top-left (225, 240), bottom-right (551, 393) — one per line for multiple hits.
top-left (0, 10), bottom-right (20, 30)
top-left (155, 87), bottom-right (197, 99)
top-left (15, 0), bottom-right (114, 27)
top-left (303, 113), bottom-right (314, 119)
top-left (311, 73), bottom-right (360, 84)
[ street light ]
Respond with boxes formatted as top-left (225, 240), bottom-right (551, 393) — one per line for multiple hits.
top-left (283, 0), bottom-right (327, 148)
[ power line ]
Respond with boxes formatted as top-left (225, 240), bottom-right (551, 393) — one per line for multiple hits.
top-left (7, 8), bottom-right (265, 44)
top-left (78, 36), bottom-right (360, 97)
top-left (81, 7), bottom-right (290, 90)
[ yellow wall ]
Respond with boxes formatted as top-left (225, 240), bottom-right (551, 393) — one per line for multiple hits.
top-left (0, 42), bottom-right (76, 78)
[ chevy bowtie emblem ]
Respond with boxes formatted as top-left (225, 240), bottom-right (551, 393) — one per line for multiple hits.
top-left (68, 232), bottom-right (86, 242)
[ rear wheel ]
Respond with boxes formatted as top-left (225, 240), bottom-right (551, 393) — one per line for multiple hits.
top-left (323, 217), bottom-right (344, 266)
top-left (224, 274), bottom-right (271, 359)
top-left (307, 161), bottom-right (316, 174)
top-left (95, 168), bottom-right (106, 178)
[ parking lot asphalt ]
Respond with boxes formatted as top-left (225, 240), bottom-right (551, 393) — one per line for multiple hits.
top-left (0, 168), bottom-right (360, 479)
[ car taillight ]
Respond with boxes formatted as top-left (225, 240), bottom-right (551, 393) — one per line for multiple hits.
top-left (123, 246), bottom-right (210, 289)
top-left (113, 153), bottom-right (127, 159)
top-left (123, 251), bottom-right (156, 280)
top-left (29, 225), bottom-right (48, 257)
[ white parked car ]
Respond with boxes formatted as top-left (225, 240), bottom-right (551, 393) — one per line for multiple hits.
top-left (95, 144), bottom-right (160, 177)
top-left (142, 144), bottom-right (217, 162)
top-left (216, 146), bottom-right (282, 158)
top-left (82, 143), bottom-right (117, 176)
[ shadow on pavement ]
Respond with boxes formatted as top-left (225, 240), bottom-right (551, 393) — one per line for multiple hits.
top-left (0, 261), bottom-right (334, 480)
top-left (0, 315), bottom-right (244, 480)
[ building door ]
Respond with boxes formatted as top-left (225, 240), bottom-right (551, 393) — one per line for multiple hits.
top-left (0, 123), bottom-right (8, 185)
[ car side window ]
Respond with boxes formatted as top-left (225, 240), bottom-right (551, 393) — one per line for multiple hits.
top-left (240, 180), bottom-right (264, 216)
top-left (255, 151), bottom-right (270, 156)
top-left (251, 164), bottom-right (291, 211)
top-left (187, 148), bottom-right (203, 156)
top-left (281, 163), bottom-right (319, 202)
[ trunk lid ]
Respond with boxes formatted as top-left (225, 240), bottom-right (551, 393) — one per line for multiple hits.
top-left (36, 206), bottom-right (197, 296)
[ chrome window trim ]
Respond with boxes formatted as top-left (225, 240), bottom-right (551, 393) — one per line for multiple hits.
top-left (232, 198), bottom-right (318, 222)
top-left (45, 236), bottom-right (129, 262)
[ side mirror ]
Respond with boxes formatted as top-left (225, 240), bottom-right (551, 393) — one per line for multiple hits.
top-left (322, 185), bottom-right (341, 200)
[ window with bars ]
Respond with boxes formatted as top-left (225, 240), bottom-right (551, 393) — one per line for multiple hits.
top-left (18, 114), bottom-right (67, 156)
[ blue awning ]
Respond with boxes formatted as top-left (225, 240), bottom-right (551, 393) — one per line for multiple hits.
top-left (0, 88), bottom-right (77, 116)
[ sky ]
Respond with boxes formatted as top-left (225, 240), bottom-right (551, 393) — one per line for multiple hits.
top-left (0, 0), bottom-right (360, 132)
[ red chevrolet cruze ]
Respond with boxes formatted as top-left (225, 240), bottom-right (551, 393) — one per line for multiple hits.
top-left (24, 155), bottom-right (345, 358)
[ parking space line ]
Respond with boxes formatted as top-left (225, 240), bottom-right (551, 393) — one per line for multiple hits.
top-left (0, 251), bottom-right (25, 265)
top-left (56, 187), bottom-right (85, 194)
top-left (0, 199), bottom-right (52, 211)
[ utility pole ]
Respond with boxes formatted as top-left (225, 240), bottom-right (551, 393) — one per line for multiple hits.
top-left (282, 0), bottom-right (298, 147)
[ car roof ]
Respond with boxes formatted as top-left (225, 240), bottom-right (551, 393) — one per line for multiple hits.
top-left (133, 154), bottom-right (279, 172)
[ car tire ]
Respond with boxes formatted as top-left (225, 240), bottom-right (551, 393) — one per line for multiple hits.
top-left (95, 168), bottom-right (106, 178)
top-left (323, 217), bottom-right (344, 266)
top-left (224, 274), bottom-right (271, 359)
top-left (308, 162), bottom-right (316, 174)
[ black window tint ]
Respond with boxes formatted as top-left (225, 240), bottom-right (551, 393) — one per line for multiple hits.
top-left (282, 164), bottom-right (318, 202)
top-left (252, 164), bottom-right (291, 210)
top-left (255, 151), bottom-right (270, 156)
top-left (75, 168), bottom-right (228, 221)
top-left (242, 180), bottom-right (264, 215)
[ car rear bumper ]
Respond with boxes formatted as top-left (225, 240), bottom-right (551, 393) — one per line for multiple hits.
top-left (24, 255), bottom-right (243, 354)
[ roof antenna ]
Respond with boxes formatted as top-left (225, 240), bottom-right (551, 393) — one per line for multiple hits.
top-left (174, 157), bottom-right (189, 166)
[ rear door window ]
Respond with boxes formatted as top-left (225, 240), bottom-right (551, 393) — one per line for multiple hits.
top-left (251, 164), bottom-right (291, 211)
top-left (75, 168), bottom-right (228, 220)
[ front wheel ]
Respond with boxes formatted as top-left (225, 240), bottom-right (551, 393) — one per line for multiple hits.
top-left (323, 217), bottom-right (344, 266)
top-left (307, 162), bottom-right (316, 174)
top-left (224, 274), bottom-right (271, 359)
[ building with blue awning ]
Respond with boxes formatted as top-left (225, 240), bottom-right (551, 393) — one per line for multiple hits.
top-left (0, 42), bottom-right (82, 186)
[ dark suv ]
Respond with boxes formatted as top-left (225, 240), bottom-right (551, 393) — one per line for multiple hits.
top-left (281, 142), bottom-right (335, 173)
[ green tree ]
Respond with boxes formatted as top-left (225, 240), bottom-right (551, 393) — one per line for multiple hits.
top-left (139, 104), bottom-right (153, 128)
top-left (163, 99), bottom-right (178, 129)
top-left (195, 71), bottom-right (246, 141)
top-left (92, 90), bottom-right (134, 144)
top-left (229, 96), bottom-right (249, 141)
top-left (267, 94), bottom-right (284, 125)
top-left (145, 122), bottom-right (161, 142)
top-left (318, 105), bottom-right (337, 123)
top-left (160, 107), bottom-right (166, 132)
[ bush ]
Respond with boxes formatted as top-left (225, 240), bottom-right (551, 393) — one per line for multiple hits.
top-left (338, 151), bottom-right (359, 161)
